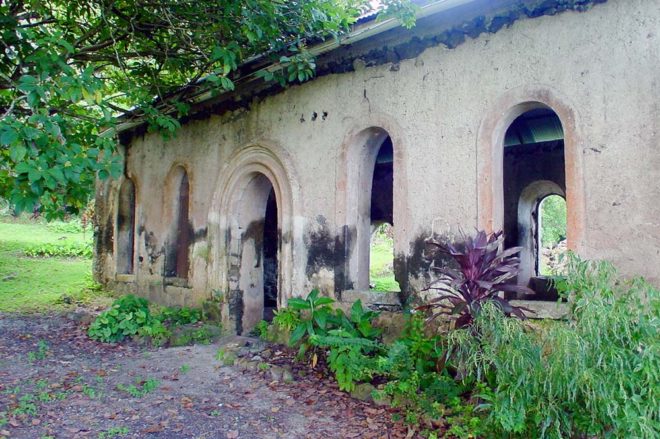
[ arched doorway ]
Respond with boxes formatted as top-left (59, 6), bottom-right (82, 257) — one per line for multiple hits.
top-left (211, 145), bottom-right (297, 335)
top-left (339, 127), bottom-right (400, 293)
top-left (229, 172), bottom-right (280, 333)
top-left (477, 88), bottom-right (586, 278)
top-left (502, 107), bottom-right (566, 298)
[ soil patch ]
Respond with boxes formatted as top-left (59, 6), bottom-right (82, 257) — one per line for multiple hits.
top-left (0, 313), bottom-right (411, 438)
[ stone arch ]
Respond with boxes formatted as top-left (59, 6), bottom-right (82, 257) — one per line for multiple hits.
top-left (476, 85), bottom-right (586, 254)
top-left (209, 144), bottom-right (298, 334)
top-left (163, 164), bottom-right (192, 279)
top-left (116, 177), bottom-right (136, 275)
top-left (336, 116), bottom-right (409, 294)
top-left (517, 180), bottom-right (565, 285)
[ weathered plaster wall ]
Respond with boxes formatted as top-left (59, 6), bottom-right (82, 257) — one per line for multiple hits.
top-left (95, 0), bottom-right (660, 332)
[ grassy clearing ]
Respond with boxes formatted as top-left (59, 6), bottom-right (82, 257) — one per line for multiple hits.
top-left (370, 225), bottom-right (400, 292)
top-left (0, 216), bottom-right (113, 312)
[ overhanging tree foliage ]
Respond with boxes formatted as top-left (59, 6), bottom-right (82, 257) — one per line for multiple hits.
top-left (0, 0), bottom-right (415, 218)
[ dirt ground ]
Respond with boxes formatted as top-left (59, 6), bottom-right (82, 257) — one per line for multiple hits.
top-left (0, 313), bottom-right (412, 439)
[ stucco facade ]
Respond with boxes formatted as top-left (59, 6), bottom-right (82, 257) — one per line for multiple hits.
top-left (95, 0), bottom-right (660, 334)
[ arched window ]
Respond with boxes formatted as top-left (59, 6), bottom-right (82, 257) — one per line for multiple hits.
top-left (116, 178), bottom-right (136, 274)
top-left (502, 107), bottom-right (567, 296)
top-left (369, 137), bottom-right (398, 292)
top-left (165, 168), bottom-right (190, 279)
top-left (537, 195), bottom-right (567, 276)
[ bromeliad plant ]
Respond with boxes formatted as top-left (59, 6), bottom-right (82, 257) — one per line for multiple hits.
top-left (421, 230), bottom-right (533, 328)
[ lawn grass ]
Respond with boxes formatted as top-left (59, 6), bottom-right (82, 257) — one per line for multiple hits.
top-left (370, 232), bottom-right (400, 293)
top-left (0, 216), bottom-right (113, 312)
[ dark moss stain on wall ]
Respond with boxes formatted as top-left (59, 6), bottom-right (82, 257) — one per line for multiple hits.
top-left (394, 231), bottom-right (457, 305)
top-left (334, 225), bottom-right (356, 296)
top-left (141, 228), bottom-right (161, 266)
top-left (193, 226), bottom-right (208, 242)
top-left (304, 219), bottom-right (358, 297)
top-left (227, 289), bottom-right (244, 335)
top-left (305, 223), bottom-right (335, 277)
top-left (242, 219), bottom-right (265, 267)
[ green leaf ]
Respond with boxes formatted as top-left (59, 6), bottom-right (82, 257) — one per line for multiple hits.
top-left (17, 75), bottom-right (38, 92)
top-left (315, 297), bottom-right (335, 307)
top-left (289, 324), bottom-right (307, 345)
top-left (288, 298), bottom-right (310, 310)
top-left (28, 168), bottom-right (42, 183)
top-left (0, 127), bottom-right (19, 146)
top-left (314, 311), bottom-right (327, 330)
top-left (9, 145), bottom-right (27, 162)
top-left (15, 162), bottom-right (31, 173)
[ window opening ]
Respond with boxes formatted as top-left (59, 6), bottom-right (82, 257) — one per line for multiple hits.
top-left (537, 195), bottom-right (567, 276)
top-left (502, 108), bottom-right (566, 298)
top-left (165, 170), bottom-right (190, 278)
top-left (368, 137), bottom-right (399, 292)
top-left (117, 179), bottom-right (136, 274)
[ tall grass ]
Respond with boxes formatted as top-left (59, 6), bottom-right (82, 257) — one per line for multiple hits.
top-left (448, 254), bottom-right (659, 438)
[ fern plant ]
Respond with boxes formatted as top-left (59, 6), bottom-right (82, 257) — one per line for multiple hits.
top-left (448, 255), bottom-right (660, 438)
top-left (310, 329), bottom-right (383, 392)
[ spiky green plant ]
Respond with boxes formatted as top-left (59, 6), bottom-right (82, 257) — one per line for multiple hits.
top-left (448, 254), bottom-right (660, 438)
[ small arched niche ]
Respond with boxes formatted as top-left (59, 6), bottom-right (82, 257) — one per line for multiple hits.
top-left (116, 178), bottom-right (136, 275)
top-left (164, 166), bottom-right (191, 279)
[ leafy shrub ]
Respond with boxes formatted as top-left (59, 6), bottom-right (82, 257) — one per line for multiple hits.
top-left (376, 314), bottom-right (469, 426)
top-left (422, 230), bottom-right (532, 328)
top-left (155, 306), bottom-right (202, 326)
top-left (88, 295), bottom-right (215, 346)
top-left (46, 219), bottom-right (86, 234)
top-left (308, 300), bottom-right (384, 391)
top-left (88, 295), bottom-right (152, 342)
top-left (287, 289), bottom-right (336, 354)
top-left (137, 319), bottom-right (171, 347)
top-left (272, 307), bottom-right (301, 332)
top-left (25, 241), bottom-right (93, 258)
top-left (448, 255), bottom-right (660, 438)
top-left (311, 330), bottom-right (383, 391)
top-left (254, 320), bottom-right (270, 339)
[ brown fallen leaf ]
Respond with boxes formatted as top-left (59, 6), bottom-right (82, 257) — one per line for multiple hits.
top-left (271, 407), bottom-right (280, 413)
top-left (226, 430), bottom-right (239, 439)
top-left (142, 424), bottom-right (164, 434)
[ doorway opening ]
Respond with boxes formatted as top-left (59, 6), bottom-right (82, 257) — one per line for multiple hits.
top-left (368, 137), bottom-right (399, 292)
top-left (263, 188), bottom-right (278, 321)
top-left (537, 194), bottom-right (567, 276)
top-left (502, 107), bottom-right (566, 299)
top-left (235, 173), bottom-right (279, 332)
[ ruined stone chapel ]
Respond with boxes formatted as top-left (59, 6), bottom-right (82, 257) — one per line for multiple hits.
top-left (94, 0), bottom-right (660, 334)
